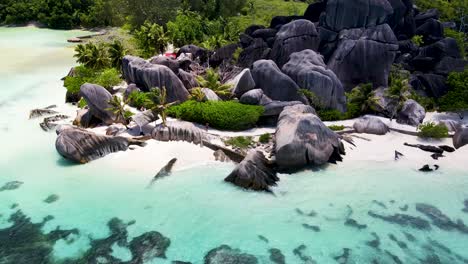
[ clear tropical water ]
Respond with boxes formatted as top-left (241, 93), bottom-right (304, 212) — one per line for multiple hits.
top-left (1, 27), bottom-right (468, 264)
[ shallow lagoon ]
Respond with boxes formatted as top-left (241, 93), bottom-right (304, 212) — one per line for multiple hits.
top-left (1, 27), bottom-right (468, 264)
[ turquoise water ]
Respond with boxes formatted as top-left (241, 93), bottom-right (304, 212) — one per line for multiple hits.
top-left (1, 27), bottom-right (468, 264)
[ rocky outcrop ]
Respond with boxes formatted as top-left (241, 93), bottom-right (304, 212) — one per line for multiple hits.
top-left (177, 45), bottom-right (209, 62)
top-left (328, 24), bottom-right (398, 91)
top-left (322, 0), bottom-right (393, 32)
top-left (251, 60), bottom-right (306, 103)
top-left (123, 84), bottom-right (141, 100)
top-left (270, 19), bottom-right (319, 67)
top-left (397, 99), bottom-right (426, 126)
top-left (227, 69), bottom-right (256, 97)
top-left (412, 74), bottom-right (447, 98)
top-left (210, 43), bottom-right (241, 67)
top-left (151, 121), bottom-right (204, 145)
top-left (275, 105), bottom-right (344, 170)
top-left (453, 128), bottom-right (468, 149)
top-left (178, 69), bottom-right (199, 90)
top-left (80, 83), bottom-right (115, 125)
top-left (282, 49), bottom-right (346, 112)
top-left (40, 115), bottom-right (69, 132)
top-left (353, 116), bottom-right (389, 135)
top-left (415, 18), bottom-right (444, 44)
top-left (122, 56), bottom-right (189, 103)
top-left (238, 38), bottom-right (270, 68)
top-left (149, 56), bottom-right (190, 73)
top-left (56, 126), bottom-right (144, 163)
top-left (225, 150), bottom-right (278, 192)
top-left (239, 89), bottom-right (267, 105)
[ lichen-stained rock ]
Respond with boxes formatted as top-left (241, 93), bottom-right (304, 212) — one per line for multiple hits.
top-left (227, 68), bottom-right (256, 97)
top-left (251, 60), bottom-right (306, 103)
top-left (225, 150), bottom-right (279, 192)
top-left (275, 105), bottom-right (344, 170)
top-left (270, 19), bottom-right (319, 67)
top-left (149, 56), bottom-right (185, 73)
top-left (238, 38), bottom-right (270, 68)
top-left (283, 49), bottom-right (346, 112)
top-left (397, 99), bottom-right (426, 126)
top-left (453, 128), bottom-right (468, 149)
top-left (328, 24), bottom-right (398, 91)
top-left (79, 83), bottom-right (115, 125)
top-left (353, 116), bottom-right (389, 135)
top-left (122, 56), bottom-right (189, 103)
top-left (323, 0), bottom-right (393, 32)
top-left (56, 127), bottom-right (142, 163)
top-left (152, 121), bottom-right (205, 145)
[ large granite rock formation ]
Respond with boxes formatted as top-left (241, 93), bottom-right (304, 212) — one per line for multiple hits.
top-left (275, 105), bottom-right (344, 170)
top-left (152, 121), bottom-right (204, 145)
top-left (225, 150), bottom-right (278, 192)
top-left (79, 83), bottom-right (115, 125)
top-left (56, 126), bottom-right (143, 163)
top-left (353, 116), bottom-right (390, 135)
top-left (251, 60), bottom-right (306, 103)
top-left (270, 19), bottom-right (319, 67)
top-left (397, 99), bottom-right (426, 126)
top-left (453, 128), bottom-right (468, 149)
top-left (149, 56), bottom-right (190, 73)
top-left (178, 69), bottom-right (199, 90)
top-left (227, 68), bottom-right (256, 97)
top-left (122, 56), bottom-right (189, 103)
top-left (238, 38), bottom-right (270, 68)
top-left (328, 24), bottom-right (399, 91)
top-left (283, 49), bottom-right (346, 112)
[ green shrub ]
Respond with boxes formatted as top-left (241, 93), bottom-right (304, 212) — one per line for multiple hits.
top-left (63, 66), bottom-right (122, 95)
top-left (259, 133), bottom-right (271, 143)
top-left (167, 100), bottom-right (264, 131)
top-left (225, 136), bottom-right (253, 149)
top-left (299, 89), bottom-right (325, 110)
top-left (95, 68), bottom-right (121, 89)
top-left (417, 122), bottom-right (449, 139)
top-left (328, 125), bottom-right (345, 131)
top-left (317, 109), bottom-right (343, 121)
top-left (128, 91), bottom-right (151, 109)
top-left (438, 69), bottom-right (468, 112)
top-left (78, 98), bottom-right (88, 108)
top-left (411, 35), bottom-right (424, 47)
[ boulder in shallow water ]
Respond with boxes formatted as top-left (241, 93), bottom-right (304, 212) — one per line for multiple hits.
top-left (353, 116), bottom-right (389, 135)
top-left (56, 127), bottom-right (144, 163)
top-left (151, 121), bottom-right (205, 145)
top-left (453, 128), bottom-right (468, 149)
top-left (397, 99), bottom-right (426, 126)
top-left (275, 104), bottom-right (344, 170)
top-left (80, 83), bottom-right (115, 125)
top-left (225, 150), bottom-right (278, 192)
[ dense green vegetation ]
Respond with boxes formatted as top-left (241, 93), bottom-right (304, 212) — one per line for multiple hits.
top-left (438, 69), bottom-right (468, 112)
top-left (417, 122), bottom-right (449, 138)
top-left (328, 125), bottom-right (345, 131)
top-left (196, 69), bottom-right (232, 97)
top-left (168, 100), bottom-right (264, 130)
top-left (258, 133), bottom-right (271, 143)
top-left (64, 65), bottom-right (121, 95)
top-left (225, 136), bottom-right (253, 149)
top-left (415, 0), bottom-right (467, 24)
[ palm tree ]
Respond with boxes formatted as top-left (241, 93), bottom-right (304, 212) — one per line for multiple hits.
top-left (146, 87), bottom-right (178, 127)
top-left (107, 95), bottom-right (132, 126)
top-left (347, 83), bottom-right (379, 113)
top-left (196, 68), bottom-right (232, 98)
top-left (74, 44), bottom-right (88, 65)
top-left (108, 40), bottom-right (126, 70)
top-left (189, 88), bottom-right (206, 102)
top-left (86, 43), bottom-right (110, 70)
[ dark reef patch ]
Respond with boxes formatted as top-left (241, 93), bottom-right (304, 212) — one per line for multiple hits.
top-left (344, 218), bottom-right (367, 230)
top-left (333, 248), bottom-right (351, 264)
top-left (44, 194), bottom-right (60, 204)
top-left (269, 248), bottom-right (285, 264)
top-left (416, 203), bottom-right (468, 234)
top-left (385, 250), bottom-right (403, 264)
top-left (388, 234), bottom-right (407, 249)
top-left (293, 244), bottom-right (316, 263)
top-left (368, 211), bottom-right (431, 230)
top-left (204, 245), bottom-right (258, 264)
top-left (372, 200), bottom-right (387, 209)
top-left (463, 200), bottom-right (468, 214)
top-left (258, 235), bottom-right (269, 243)
top-left (302, 224), bottom-right (320, 232)
top-left (365, 232), bottom-right (381, 249)
top-left (0, 181), bottom-right (23, 192)
top-left (295, 208), bottom-right (317, 217)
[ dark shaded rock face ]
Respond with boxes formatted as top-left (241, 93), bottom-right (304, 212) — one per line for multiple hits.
top-left (434, 57), bottom-right (467, 76)
top-left (149, 56), bottom-right (188, 73)
top-left (275, 105), bottom-right (344, 170)
top-left (270, 15), bottom-right (303, 30)
top-left (328, 24), bottom-right (398, 91)
top-left (323, 0), bottom-right (393, 32)
top-left (453, 128), bottom-right (468, 149)
top-left (412, 74), bottom-right (447, 98)
top-left (55, 126), bottom-right (136, 163)
top-left (210, 43), bottom-right (241, 67)
top-left (283, 49), bottom-right (346, 112)
top-left (204, 245), bottom-right (258, 264)
top-left (397, 99), bottom-right (425, 126)
top-left (353, 116), bottom-right (389, 135)
top-left (238, 38), bottom-right (270, 68)
top-left (303, 1), bottom-right (327, 22)
top-left (239, 89), bottom-right (268, 105)
top-left (270, 19), bottom-right (319, 67)
top-left (152, 121), bottom-right (205, 145)
top-left (80, 83), bottom-right (115, 125)
top-left (370, 87), bottom-right (398, 117)
top-left (177, 44), bottom-right (209, 62)
top-left (368, 211), bottom-right (432, 230)
top-left (415, 18), bottom-right (444, 44)
top-left (178, 69), bottom-right (199, 90)
top-left (122, 56), bottom-right (189, 103)
top-left (251, 60), bottom-right (305, 103)
top-left (228, 68), bottom-right (256, 97)
top-left (225, 150), bottom-right (279, 192)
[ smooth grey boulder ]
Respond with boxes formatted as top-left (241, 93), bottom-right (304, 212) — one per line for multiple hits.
top-left (56, 127), bottom-right (143, 163)
top-left (438, 120), bottom-right (462, 133)
top-left (227, 69), bottom-right (256, 97)
top-left (323, 0), bottom-right (393, 31)
top-left (251, 60), bottom-right (306, 103)
top-left (122, 56), bottom-right (189, 103)
top-left (201, 88), bottom-right (220, 101)
top-left (453, 128), bottom-right (468, 149)
top-left (152, 121), bottom-right (205, 145)
top-left (239, 89), bottom-right (265, 105)
top-left (225, 150), bottom-right (278, 192)
top-left (132, 110), bottom-right (158, 128)
top-left (353, 116), bottom-right (389, 135)
top-left (80, 83), bottom-right (115, 125)
top-left (328, 24), bottom-right (398, 91)
top-left (106, 124), bottom-right (127, 136)
top-left (275, 105), bottom-right (344, 170)
top-left (178, 69), bottom-right (198, 90)
top-left (262, 101), bottom-right (304, 117)
top-left (270, 19), bottom-right (319, 67)
top-left (283, 49), bottom-right (346, 112)
top-left (397, 99), bottom-right (426, 126)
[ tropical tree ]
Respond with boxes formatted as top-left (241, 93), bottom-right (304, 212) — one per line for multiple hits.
top-left (196, 68), bottom-right (232, 98)
top-left (108, 40), bottom-right (126, 70)
top-left (74, 44), bottom-right (88, 65)
top-left (107, 95), bottom-right (133, 126)
top-left (146, 87), bottom-right (178, 127)
top-left (189, 88), bottom-right (206, 102)
top-left (386, 77), bottom-right (411, 119)
top-left (347, 83), bottom-right (379, 114)
top-left (135, 21), bottom-right (170, 58)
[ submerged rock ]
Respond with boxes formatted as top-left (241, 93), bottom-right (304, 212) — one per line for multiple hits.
top-left (368, 211), bottom-right (431, 230)
top-left (204, 245), bottom-right (258, 264)
top-left (345, 218), bottom-right (367, 230)
top-left (149, 158), bottom-right (177, 185)
top-left (269, 248), bottom-right (285, 264)
top-left (29, 106), bottom-right (58, 119)
top-left (225, 150), bottom-right (278, 192)
top-left (151, 121), bottom-right (205, 145)
top-left (0, 181), bottom-right (24, 192)
top-left (56, 126), bottom-right (144, 163)
top-left (353, 116), bottom-right (389, 135)
top-left (129, 231), bottom-right (171, 261)
top-left (293, 244), bottom-right (316, 264)
top-left (43, 194), bottom-right (59, 204)
top-left (275, 105), bottom-right (344, 170)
